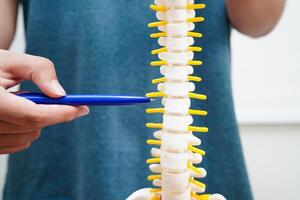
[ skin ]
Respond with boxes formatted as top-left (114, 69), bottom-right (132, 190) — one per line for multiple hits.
top-left (0, 0), bottom-right (90, 154)
top-left (0, 50), bottom-right (89, 154)
top-left (0, 0), bottom-right (18, 49)
top-left (0, 0), bottom-right (286, 154)
top-left (226, 0), bottom-right (286, 37)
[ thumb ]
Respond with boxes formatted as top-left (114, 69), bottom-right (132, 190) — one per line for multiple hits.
top-left (28, 57), bottom-right (67, 98)
top-left (0, 50), bottom-right (66, 98)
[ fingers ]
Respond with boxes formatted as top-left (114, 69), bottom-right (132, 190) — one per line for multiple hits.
top-left (0, 88), bottom-right (89, 127)
top-left (0, 120), bottom-right (36, 133)
top-left (0, 49), bottom-right (66, 97)
top-left (32, 105), bottom-right (89, 127)
top-left (0, 143), bottom-right (30, 154)
top-left (0, 130), bottom-right (41, 147)
top-left (0, 50), bottom-right (90, 155)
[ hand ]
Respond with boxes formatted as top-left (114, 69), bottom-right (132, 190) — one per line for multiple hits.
top-left (0, 49), bottom-right (89, 154)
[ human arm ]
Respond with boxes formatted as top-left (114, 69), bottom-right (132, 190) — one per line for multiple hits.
top-left (226, 0), bottom-right (286, 37)
top-left (0, 0), bottom-right (18, 49)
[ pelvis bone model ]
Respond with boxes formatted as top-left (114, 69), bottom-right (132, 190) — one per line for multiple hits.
top-left (127, 0), bottom-right (226, 200)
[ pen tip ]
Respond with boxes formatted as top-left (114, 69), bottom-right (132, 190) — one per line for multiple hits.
top-left (150, 98), bottom-right (155, 102)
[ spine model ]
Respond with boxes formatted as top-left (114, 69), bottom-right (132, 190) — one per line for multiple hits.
top-left (127, 1), bottom-right (226, 200)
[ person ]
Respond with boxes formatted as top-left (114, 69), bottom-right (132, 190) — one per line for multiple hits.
top-left (0, 0), bottom-right (285, 199)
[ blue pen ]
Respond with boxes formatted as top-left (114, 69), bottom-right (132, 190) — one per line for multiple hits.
top-left (17, 92), bottom-right (151, 106)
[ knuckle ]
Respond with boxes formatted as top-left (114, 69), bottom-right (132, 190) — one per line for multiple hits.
top-left (41, 59), bottom-right (55, 70)
top-left (24, 113), bottom-right (45, 128)
top-left (67, 110), bottom-right (79, 121)
top-left (62, 112), bottom-right (75, 122)
top-left (58, 108), bottom-right (78, 122)
top-left (31, 130), bottom-right (41, 141)
top-left (42, 58), bottom-right (54, 68)
top-left (33, 57), bottom-right (54, 70)
top-left (13, 135), bottom-right (27, 145)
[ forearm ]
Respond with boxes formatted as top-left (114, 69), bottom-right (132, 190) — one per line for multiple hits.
top-left (0, 0), bottom-right (18, 49)
top-left (226, 0), bottom-right (286, 37)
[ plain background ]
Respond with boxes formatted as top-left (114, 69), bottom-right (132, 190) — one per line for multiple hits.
top-left (1, 1), bottom-right (300, 199)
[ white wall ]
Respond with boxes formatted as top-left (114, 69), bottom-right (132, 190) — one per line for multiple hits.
top-left (1, 1), bottom-right (300, 200)
top-left (241, 125), bottom-right (300, 200)
top-left (231, 0), bottom-right (300, 199)
top-left (0, 155), bottom-right (7, 199)
top-left (232, 0), bottom-right (300, 124)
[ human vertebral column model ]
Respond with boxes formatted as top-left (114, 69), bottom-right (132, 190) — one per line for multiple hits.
top-left (127, 0), bottom-right (226, 200)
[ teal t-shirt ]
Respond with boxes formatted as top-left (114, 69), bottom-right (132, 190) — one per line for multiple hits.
top-left (4, 0), bottom-right (253, 199)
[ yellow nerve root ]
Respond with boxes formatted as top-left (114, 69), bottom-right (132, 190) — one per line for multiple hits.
top-left (187, 4), bottom-right (206, 10)
top-left (147, 108), bottom-right (207, 116)
top-left (151, 47), bottom-right (167, 55)
top-left (150, 3), bottom-right (206, 12)
top-left (146, 92), bottom-right (165, 98)
top-left (190, 178), bottom-right (206, 189)
top-left (188, 60), bottom-right (203, 66)
top-left (151, 32), bottom-right (203, 38)
top-left (150, 60), bottom-right (167, 66)
top-left (188, 32), bottom-right (203, 38)
top-left (146, 158), bottom-right (161, 164)
top-left (148, 21), bottom-right (167, 28)
top-left (150, 188), bottom-right (162, 193)
top-left (151, 46), bottom-right (202, 55)
top-left (188, 76), bottom-right (202, 82)
top-left (189, 126), bottom-right (209, 133)
top-left (150, 60), bottom-right (203, 66)
top-left (146, 123), bottom-right (163, 129)
top-left (188, 146), bottom-right (206, 156)
top-left (147, 174), bottom-right (162, 181)
top-left (150, 4), bottom-right (206, 11)
top-left (146, 108), bottom-right (165, 113)
top-left (149, 4), bottom-right (167, 12)
top-left (189, 93), bottom-right (207, 100)
top-left (152, 77), bottom-right (166, 84)
top-left (146, 123), bottom-right (208, 133)
top-left (151, 76), bottom-right (202, 84)
top-left (147, 139), bottom-right (162, 145)
top-left (150, 32), bottom-right (167, 38)
top-left (191, 193), bottom-right (211, 200)
top-left (188, 109), bottom-right (207, 116)
top-left (188, 163), bottom-right (204, 175)
top-left (187, 17), bottom-right (205, 23)
top-left (189, 46), bottom-right (203, 52)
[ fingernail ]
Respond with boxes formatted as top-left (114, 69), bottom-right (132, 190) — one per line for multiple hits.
top-left (77, 106), bottom-right (89, 118)
top-left (51, 80), bottom-right (66, 96)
